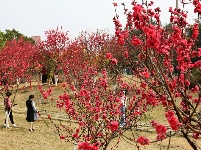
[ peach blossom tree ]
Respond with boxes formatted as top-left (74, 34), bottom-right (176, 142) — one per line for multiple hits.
top-left (37, 27), bottom-right (69, 85)
top-left (38, 31), bottom-right (157, 149)
top-left (0, 38), bottom-right (39, 90)
top-left (112, 0), bottom-right (201, 149)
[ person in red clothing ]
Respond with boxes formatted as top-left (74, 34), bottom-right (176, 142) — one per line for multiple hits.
top-left (4, 91), bottom-right (17, 128)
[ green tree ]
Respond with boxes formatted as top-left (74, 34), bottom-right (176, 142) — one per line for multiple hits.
top-left (0, 28), bottom-right (35, 49)
top-left (0, 31), bottom-right (6, 48)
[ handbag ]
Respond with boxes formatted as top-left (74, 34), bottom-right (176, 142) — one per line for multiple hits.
top-left (34, 111), bottom-right (38, 120)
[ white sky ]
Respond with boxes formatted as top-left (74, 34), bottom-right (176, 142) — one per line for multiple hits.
top-left (0, 0), bottom-right (197, 39)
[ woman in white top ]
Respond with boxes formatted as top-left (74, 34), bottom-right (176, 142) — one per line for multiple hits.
top-left (120, 90), bottom-right (128, 127)
top-left (26, 95), bottom-right (38, 131)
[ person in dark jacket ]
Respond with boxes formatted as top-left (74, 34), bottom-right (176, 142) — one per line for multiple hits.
top-left (41, 66), bottom-right (48, 84)
top-left (26, 95), bottom-right (38, 131)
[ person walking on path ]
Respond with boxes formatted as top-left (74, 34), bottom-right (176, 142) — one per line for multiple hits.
top-left (4, 91), bottom-right (17, 128)
top-left (26, 94), bottom-right (38, 131)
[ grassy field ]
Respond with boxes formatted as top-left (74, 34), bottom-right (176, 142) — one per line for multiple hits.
top-left (0, 81), bottom-right (200, 150)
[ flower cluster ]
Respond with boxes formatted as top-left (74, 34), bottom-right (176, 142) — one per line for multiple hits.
top-left (165, 110), bottom-right (182, 131)
top-left (107, 121), bottom-right (118, 132)
top-left (151, 120), bottom-right (167, 141)
top-left (78, 141), bottom-right (99, 150)
top-left (136, 136), bottom-right (150, 145)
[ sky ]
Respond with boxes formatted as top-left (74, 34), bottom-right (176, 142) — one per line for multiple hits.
top-left (0, 0), bottom-right (197, 39)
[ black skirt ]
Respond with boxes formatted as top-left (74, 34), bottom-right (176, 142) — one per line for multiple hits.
top-left (26, 110), bottom-right (35, 122)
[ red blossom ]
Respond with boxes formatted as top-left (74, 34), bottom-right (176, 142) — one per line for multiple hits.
top-left (111, 58), bottom-right (118, 65)
top-left (192, 24), bottom-right (199, 39)
top-left (106, 53), bottom-right (112, 59)
top-left (142, 71), bottom-right (150, 78)
top-left (155, 124), bottom-right (167, 135)
top-left (138, 53), bottom-right (146, 60)
top-left (148, 1), bottom-right (154, 6)
top-left (140, 82), bottom-right (147, 89)
top-left (198, 48), bottom-right (201, 57)
top-left (151, 120), bottom-right (167, 139)
top-left (165, 110), bottom-right (182, 131)
top-left (151, 120), bottom-right (158, 127)
top-left (78, 142), bottom-right (99, 150)
top-left (156, 134), bottom-right (166, 141)
top-left (60, 135), bottom-right (65, 140)
top-left (108, 121), bottom-right (118, 132)
top-left (102, 68), bottom-right (107, 77)
top-left (124, 51), bottom-right (129, 58)
top-left (72, 132), bottom-right (79, 139)
top-left (165, 110), bottom-right (174, 118)
top-left (193, 132), bottom-right (200, 140)
top-left (193, 98), bottom-right (201, 103)
top-left (116, 97), bottom-right (120, 103)
top-left (131, 36), bottom-right (142, 46)
top-left (113, 2), bottom-right (117, 6)
top-left (136, 136), bottom-right (150, 145)
top-left (62, 83), bottom-right (66, 87)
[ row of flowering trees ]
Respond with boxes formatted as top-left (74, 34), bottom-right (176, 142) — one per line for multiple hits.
top-left (39, 0), bottom-right (201, 149)
top-left (0, 0), bottom-right (201, 149)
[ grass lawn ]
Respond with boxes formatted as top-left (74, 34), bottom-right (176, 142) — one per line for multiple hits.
top-left (0, 80), bottom-right (200, 150)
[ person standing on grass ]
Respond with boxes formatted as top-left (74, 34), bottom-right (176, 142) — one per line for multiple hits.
top-left (119, 89), bottom-right (128, 127)
top-left (41, 66), bottom-right (48, 84)
top-left (4, 91), bottom-right (17, 128)
top-left (26, 94), bottom-right (38, 131)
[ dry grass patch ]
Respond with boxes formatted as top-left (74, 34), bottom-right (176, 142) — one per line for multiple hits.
top-left (0, 79), bottom-right (200, 150)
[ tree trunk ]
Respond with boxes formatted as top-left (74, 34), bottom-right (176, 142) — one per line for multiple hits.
top-left (181, 130), bottom-right (198, 150)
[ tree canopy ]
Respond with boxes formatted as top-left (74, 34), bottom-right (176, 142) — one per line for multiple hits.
top-left (0, 28), bottom-right (35, 49)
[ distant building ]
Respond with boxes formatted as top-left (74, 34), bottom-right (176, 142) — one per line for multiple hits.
top-left (31, 36), bottom-right (41, 44)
